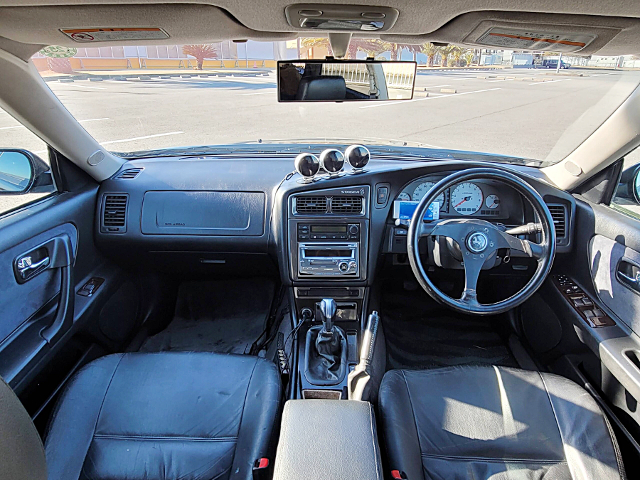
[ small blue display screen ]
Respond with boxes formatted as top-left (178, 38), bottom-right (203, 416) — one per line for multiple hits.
top-left (393, 201), bottom-right (440, 221)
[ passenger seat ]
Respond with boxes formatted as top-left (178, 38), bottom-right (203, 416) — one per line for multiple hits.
top-left (2, 352), bottom-right (281, 480)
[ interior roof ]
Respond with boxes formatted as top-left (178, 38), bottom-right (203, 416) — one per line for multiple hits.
top-left (0, 1), bottom-right (639, 56)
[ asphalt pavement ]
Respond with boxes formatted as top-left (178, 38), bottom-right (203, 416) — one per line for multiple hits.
top-left (2, 67), bottom-right (640, 214)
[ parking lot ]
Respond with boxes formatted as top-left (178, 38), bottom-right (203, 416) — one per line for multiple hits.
top-left (1, 66), bottom-right (640, 218)
top-left (2, 67), bottom-right (639, 161)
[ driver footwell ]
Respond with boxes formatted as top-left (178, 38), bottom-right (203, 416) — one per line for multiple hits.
top-left (381, 283), bottom-right (518, 370)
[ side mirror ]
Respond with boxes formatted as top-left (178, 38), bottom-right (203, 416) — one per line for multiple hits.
top-left (0, 149), bottom-right (53, 195)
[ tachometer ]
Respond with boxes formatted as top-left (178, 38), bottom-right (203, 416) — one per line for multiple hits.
top-left (451, 182), bottom-right (483, 215)
top-left (412, 182), bottom-right (445, 209)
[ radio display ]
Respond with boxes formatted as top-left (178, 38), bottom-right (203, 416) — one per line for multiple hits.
top-left (310, 225), bottom-right (347, 233)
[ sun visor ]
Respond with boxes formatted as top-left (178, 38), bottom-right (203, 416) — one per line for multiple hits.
top-left (382, 11), bottom-right (640, 56)
top-left (0, 4), bottom-right (294, 47)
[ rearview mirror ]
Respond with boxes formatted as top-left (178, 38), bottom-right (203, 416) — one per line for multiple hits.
top-left (0, 149), bottom-right (53, 195)
top-left (278, 60), bottom-right (416, 102)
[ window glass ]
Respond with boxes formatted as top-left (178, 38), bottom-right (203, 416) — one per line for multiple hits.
top-left (611, 148), bottom-right (640, 220)
top-left (0, 107), bottom-right (54, 215)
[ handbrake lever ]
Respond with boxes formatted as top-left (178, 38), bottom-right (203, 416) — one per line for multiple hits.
top-left (348, 311), bottom-right (380, 401)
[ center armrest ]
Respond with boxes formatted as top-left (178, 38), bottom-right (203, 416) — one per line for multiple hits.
top-left (273, 399), bottom-right (383, 480)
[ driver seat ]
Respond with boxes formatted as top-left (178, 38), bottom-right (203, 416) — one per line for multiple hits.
top-left (378, 366), bottom-right (625, 480)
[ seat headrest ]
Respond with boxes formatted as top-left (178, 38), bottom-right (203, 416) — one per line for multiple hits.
top-left (296, 76), bottom-right (346, 101)
top-left (0, 377), bottom-right (47, 479)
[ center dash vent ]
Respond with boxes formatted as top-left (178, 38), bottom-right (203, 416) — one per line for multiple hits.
top-left (331, 196), bottom-right (363, 215)
top-left (295, 196), bottom-right (329, 214)
top-left (101, 194), bottom-right (128, 233)
top-left (115, 168), bottom-right (143, 179)
top-left (548, 204), bottom-right (567, 239)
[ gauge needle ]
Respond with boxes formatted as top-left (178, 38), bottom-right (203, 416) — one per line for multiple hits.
top-left (454, 196), bottom-right (471, 208)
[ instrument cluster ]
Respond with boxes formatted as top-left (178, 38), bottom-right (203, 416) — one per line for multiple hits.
top-left (395, 176), bottom-right (520, 219)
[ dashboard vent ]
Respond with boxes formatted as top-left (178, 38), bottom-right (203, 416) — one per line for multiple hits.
top-left (115, 168), bottom-right (143, 179)
top-left (102, 194), bottom-right (128, 232)
top-left (331, 196), bottom-right (364, 215)
top-left (296, 196), bottom-right (329, 214)
top-left (548, 204), bottom-right (567, 239)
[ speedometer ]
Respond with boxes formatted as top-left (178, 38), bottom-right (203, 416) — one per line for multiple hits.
top-left (450, 183), bottom-right (483, 215)
top-left (412, 182), bottom-right (445, 209)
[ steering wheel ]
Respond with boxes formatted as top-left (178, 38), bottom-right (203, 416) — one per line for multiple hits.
top-left (407, 168), bottom-right (556, 315)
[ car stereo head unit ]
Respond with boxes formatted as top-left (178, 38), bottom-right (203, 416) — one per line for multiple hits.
top-left (299, 242), bottom-right (359, 277)
top-left (297, 223), bottom-right (360, 241)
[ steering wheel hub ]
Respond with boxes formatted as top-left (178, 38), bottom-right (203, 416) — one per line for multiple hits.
top-left (466, 231), bottom-right (489, 253)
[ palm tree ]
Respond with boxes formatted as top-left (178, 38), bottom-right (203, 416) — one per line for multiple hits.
top-left (438, 45), bottom-right (457, 67)
top-left (450, 46), bottom-right (464, 67)
top-left (463, 50), bottom-right (475, 67)
top-left (347, 39), bottom-right (387, 59)
top-left (300, 37), bottom-right (333, 57)
top-left (421, 43), bottom-right (439, 67)
top-left (182, 44), bottom-right (218, 70)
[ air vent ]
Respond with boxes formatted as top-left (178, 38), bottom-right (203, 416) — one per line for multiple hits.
top-left (102, 194), bottom-right (128, 232)
top-left (331, 196), bottom-right (364, 215)
top-left (296, 196), bottom-right (329, 214)
top-left (548, 204), bottom-right (567, 239)
top-left (115, 168), bottom-right (143, 179)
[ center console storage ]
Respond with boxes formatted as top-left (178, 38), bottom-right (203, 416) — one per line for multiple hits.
top-left (272, 400), bottom-right (383, 480)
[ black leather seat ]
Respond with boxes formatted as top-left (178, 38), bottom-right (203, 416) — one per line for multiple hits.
top-left (379, 366), bottom-right (625, 480)
top-left (45, 352), bottom-right (281, 480)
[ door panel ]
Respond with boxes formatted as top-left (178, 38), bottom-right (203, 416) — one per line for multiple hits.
top-left (590, 233), bottom-right (640, 333)
top-left (0, 185), bottom-right (130, 397)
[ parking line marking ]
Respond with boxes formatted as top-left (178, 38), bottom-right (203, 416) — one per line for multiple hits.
top-left (528, 79), bottom-right (571, 86)
top-left (100, 131), bottom-right (184, 145)
top-left (80, 117), bottom-right (110, 123)
top-left (51, 83), bottom-right (107, 90)
top-left (0, 118), bottom-right (109, 130)
top-left (420, 85), bottom-right (451, 89)
top-left (241, 91), bottom-right (275, 95)
top-left (359, 88), bottom-right (501, 109)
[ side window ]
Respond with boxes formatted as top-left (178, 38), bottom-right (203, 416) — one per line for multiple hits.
top-left (0, 107), bottom-right (56, 215)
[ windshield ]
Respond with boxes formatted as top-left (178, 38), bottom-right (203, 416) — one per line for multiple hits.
top-left (20, 40), bottom-right (640, 164)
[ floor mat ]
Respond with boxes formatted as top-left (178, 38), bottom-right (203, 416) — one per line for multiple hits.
top-left (381, 286), bottom-right (519, 370)
top-left (139, 278), bottom-right (275, 355)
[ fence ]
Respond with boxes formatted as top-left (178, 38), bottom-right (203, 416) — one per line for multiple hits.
top-left (321, 62), bottom-right (414, 90)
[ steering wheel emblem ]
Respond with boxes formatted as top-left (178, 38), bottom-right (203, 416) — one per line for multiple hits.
top-left (466, 232), bottom-right (488, 253)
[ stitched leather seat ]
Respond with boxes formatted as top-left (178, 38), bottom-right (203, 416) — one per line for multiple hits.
top-left (45, 352), bottom-right (281, 480)
top-left (378, 366), bottom-right (625, 480)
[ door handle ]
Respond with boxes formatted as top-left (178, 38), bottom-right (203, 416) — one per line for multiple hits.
top-left (13, 235), bottom-right (75, 344)
top-left (16, 256), bottom-right (50, 281)
top-left (617, 259), bottom-right (640, 293)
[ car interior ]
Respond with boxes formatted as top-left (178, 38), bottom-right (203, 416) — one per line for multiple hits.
top-left (2, 1), bottom-right (640, 480)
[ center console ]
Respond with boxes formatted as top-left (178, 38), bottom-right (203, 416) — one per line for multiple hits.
top-left (272, 399), bottom-right (383, 480)
top-left (286, 186), bottom-right (372, 399)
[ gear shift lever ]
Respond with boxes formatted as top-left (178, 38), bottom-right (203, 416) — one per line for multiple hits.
top-left (319, 298), bottom-right (337, 333)
top-left (304, 298), bottom-right (347, 386)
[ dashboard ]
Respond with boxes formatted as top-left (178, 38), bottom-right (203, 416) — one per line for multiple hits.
top-left (93, 145), bottom-right (575, 287)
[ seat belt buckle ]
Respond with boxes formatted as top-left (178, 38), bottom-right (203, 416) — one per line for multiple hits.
top-left (253, 458), bottom-right (270, 480)
top-left (391, 470), bottom-right (407, 479)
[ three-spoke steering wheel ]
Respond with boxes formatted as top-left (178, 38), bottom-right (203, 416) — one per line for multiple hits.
top-left (407, 168), bottom-right (556, 315)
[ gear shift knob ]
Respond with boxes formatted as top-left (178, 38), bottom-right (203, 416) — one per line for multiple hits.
top-left (319, 298), bottom-right (337, 332)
